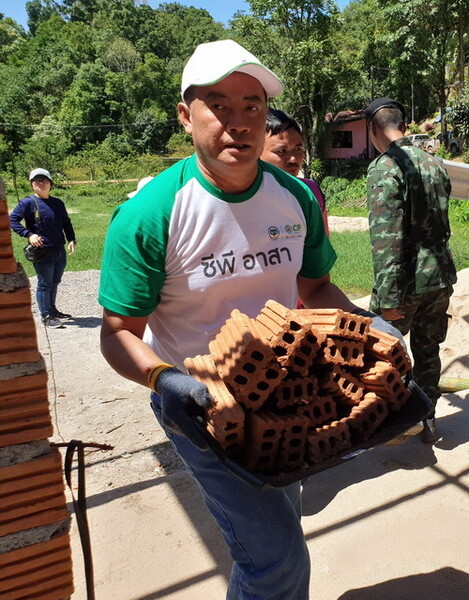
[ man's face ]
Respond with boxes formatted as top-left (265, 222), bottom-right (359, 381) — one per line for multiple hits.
top-left (260, 128), bottom-right (305, 176)
top-left (31, 176), bottom-right (52, 198)
top-left (178, 72), bottom-right (267, 180)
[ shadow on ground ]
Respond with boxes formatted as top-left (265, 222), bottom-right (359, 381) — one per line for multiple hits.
top-left (336, 567), bottom-right (469, 600)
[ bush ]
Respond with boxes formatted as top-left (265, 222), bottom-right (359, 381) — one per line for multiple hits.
top-left (321, 175), bottom-right (367, 209)
top-left (308, 157), bottom-right (325, 182)
top-left (408, 122), bottom-right (421, 134)
top-left (436, 145), bottom-right (451, 160)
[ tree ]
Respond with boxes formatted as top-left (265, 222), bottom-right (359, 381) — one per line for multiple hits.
top-left (378, 0), bottom-right (464, 139)
top-left (26, 0), bottom-right (61, 35)
top-left (232, 1), bottom-right (344, 167)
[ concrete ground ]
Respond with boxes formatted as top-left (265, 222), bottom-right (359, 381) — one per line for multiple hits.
top-left (69, 389), bottom-right (469, 600)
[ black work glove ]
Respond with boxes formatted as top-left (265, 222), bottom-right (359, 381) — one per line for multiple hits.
top-left (351, 307), bottom-right (407, 349)
top-left (155, 367), bottom-right (214, 450)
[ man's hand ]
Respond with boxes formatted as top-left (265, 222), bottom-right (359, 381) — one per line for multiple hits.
top-left (28, 233), bottom-right (43, 247)
top-left (156, 367), bottom-right (214, 450)
top-left (380, 307), bottom-right (404, 321)
top-left (68, 241), bottom-right (76, 254)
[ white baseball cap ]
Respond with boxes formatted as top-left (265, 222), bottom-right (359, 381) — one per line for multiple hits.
top-left (29, 168), bottom-right (52, 182)
top-left (181, 39), bottom-right (283, 100)
top-left (127, 176), bottom-right (154, 199)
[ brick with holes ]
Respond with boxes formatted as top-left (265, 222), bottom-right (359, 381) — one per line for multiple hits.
top-left (184, 354), bottom-right (245, 455)
top-left (342, 392), bottom-right (389, 441)
top-left (306, 420), bottom-right (352, 464)
top-left (294, 394), bottom-right (337, 429)
top-left (319, 365), bottom-right (364, 406)
top-left (294, 308), bottom-right (371, 341)
top-left (317, 337), bottom-right (365, 368)
top-left (255, 300), bottom-right (325, 375)
top-left (365, 328), bottom-right (412, 376)
top-left (209, 309), bottom-right (287, 411)
top-left (242, 411), bottom-right (285, 472)
top-left (276, 412), bottom-right (309, 471)
top-left (360, 361), bottom-right (410, 410)
top-left (271, 375), bottom-right (318, 409)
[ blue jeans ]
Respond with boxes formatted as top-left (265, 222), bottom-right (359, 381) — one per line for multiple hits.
top-left (33, 248), bottom-right (66, 318)
top-left (150, 393), bottom-right (310, 600)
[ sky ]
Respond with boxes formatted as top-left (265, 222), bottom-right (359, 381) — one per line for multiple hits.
top-left (0, 1), bottom-right (349, 30)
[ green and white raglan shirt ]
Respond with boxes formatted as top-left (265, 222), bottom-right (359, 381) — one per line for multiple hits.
top-left (99, 155), bottom-right (336, 369)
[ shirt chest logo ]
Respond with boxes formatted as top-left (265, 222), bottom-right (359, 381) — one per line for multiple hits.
top-left (268, 224), bottom-right (302, 239)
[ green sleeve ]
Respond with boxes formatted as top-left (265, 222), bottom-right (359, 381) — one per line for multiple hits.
top-left (98, 186), bottom-right (169, 317)
top-left (367, 164), bottom-right (406, 308)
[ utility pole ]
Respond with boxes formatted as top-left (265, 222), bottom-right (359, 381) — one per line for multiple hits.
top-left (411, 82), bottom-right (414, 123)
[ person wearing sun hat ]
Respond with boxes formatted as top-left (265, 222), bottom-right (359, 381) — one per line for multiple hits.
top-left (365, 97), bottom-right (457, 443)
top-left (10, 168), bottom-right (76, 328)
top-left (99, 41), bottom-right (400, 598)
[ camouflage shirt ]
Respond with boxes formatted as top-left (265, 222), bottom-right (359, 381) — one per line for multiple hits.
top-left (367, 137), bottom-right (456, 309)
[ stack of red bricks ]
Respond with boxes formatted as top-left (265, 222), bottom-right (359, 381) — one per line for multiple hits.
top-left (0, 180), bottom-right (74, 599)
top-left (184, 300), bottom-right (412, 474)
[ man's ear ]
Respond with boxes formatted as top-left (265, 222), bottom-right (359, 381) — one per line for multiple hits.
top-left (177, 102), bottom-right (192, 135)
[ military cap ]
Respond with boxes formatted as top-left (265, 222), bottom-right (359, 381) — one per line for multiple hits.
top-left (365, 97), bottom-right (405, 123)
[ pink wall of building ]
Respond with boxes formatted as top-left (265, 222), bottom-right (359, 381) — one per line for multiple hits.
top-left (325, 119), bottom-right (369, 160)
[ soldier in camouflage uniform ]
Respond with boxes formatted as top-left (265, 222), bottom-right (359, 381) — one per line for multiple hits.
top-left (365, 97), bottom-right (457, 443)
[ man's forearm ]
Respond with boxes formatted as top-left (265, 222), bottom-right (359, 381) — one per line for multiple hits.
top-left (100, 314), bottom-right (167, 388)
top-left (300, 280), bottom-right (357, 312)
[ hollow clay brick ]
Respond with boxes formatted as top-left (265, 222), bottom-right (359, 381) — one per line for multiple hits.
top-left (275, 412), bottom-right (308, 472)
top-left (0, 451), bottom-right (68, 537)
top-left (272, 375), bottom-right (318, 409)
top-left (0, 256), bottom-right (17, 273)
top-left (0, 287), bottom-right (31, 307)
top-left (242, 411), bottom-right (285, 472)
top-left (306, 420), bottom-right (352, 464)
top-left (317, 337), bottom-right (365, 368)
top-left (0, 213), bottom-right (10, 229)
top-left (0, 571), bottom-right (74, 600)
top-left (184, 354), bottom-right (244, 454)
top-left (360, 360), bottom-right (411, 409)
top-left (319, 366), bottom-right (364, 405)
top-left (209, 309), bottom-right (287, 409)
top-left (0, 372), bottom-right (48, 396)
top-left (255, 300), bottom-right (325, 374)
top-left (0, 531), bottom-right (71, 579)
top-left (294, 394), bottom-right (337, 429)
top-left (342, 392), bottom-right (389, 441)
top-left (365, 328), bottom-right (412, 376)
top-left (294, 308), bottom-right (371, 340)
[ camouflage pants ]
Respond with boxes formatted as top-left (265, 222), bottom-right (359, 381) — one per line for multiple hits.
top-left (372, 287), bottom-right (453, 415)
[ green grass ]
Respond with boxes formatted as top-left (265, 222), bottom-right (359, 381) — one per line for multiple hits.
top-left (7, 181), bottom-right (469, 292)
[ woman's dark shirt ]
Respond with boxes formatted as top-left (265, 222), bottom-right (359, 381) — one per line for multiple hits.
top-left (10, 194), bottom-right (76, 248)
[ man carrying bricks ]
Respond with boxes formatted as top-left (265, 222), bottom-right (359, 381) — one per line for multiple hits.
top-left (99, 41), bottom-right (401, 599)
top-left (365, 97), bottom-right (457, 443)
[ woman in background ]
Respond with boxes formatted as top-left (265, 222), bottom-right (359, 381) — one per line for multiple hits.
top-left (10, 168), bottom-right (76, 328)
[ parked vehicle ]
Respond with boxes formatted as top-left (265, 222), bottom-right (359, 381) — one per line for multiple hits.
top-left (408, 134), bottom-right (430, 147)
top-left (421, 132), bottom-right (462, 155)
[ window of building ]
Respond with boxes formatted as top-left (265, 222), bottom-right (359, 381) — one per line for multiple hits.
top-left (331, 131), bottom-right (353, 148)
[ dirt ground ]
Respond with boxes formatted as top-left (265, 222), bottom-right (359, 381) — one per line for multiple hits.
top-left (28, 237), bottom-right (468, 599)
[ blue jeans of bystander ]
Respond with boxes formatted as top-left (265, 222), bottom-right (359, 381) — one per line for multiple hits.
top-left (150, 392), bottom-right (311, 600)
top-left (33, 248), bottom-right (66, 318)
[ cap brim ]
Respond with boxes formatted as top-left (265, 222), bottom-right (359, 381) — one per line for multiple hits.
top-left (182, 62), bottom-right (283, 99)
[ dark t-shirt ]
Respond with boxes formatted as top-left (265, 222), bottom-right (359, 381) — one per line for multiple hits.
top-left (10, 194), bottom-right (76, 248)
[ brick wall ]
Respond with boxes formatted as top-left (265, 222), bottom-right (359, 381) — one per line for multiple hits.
top-left (0, 179), bottom-right (74, 600)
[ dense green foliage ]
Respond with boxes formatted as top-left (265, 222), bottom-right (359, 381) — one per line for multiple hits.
top-left (0, 0), bottom-right (467, 184)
